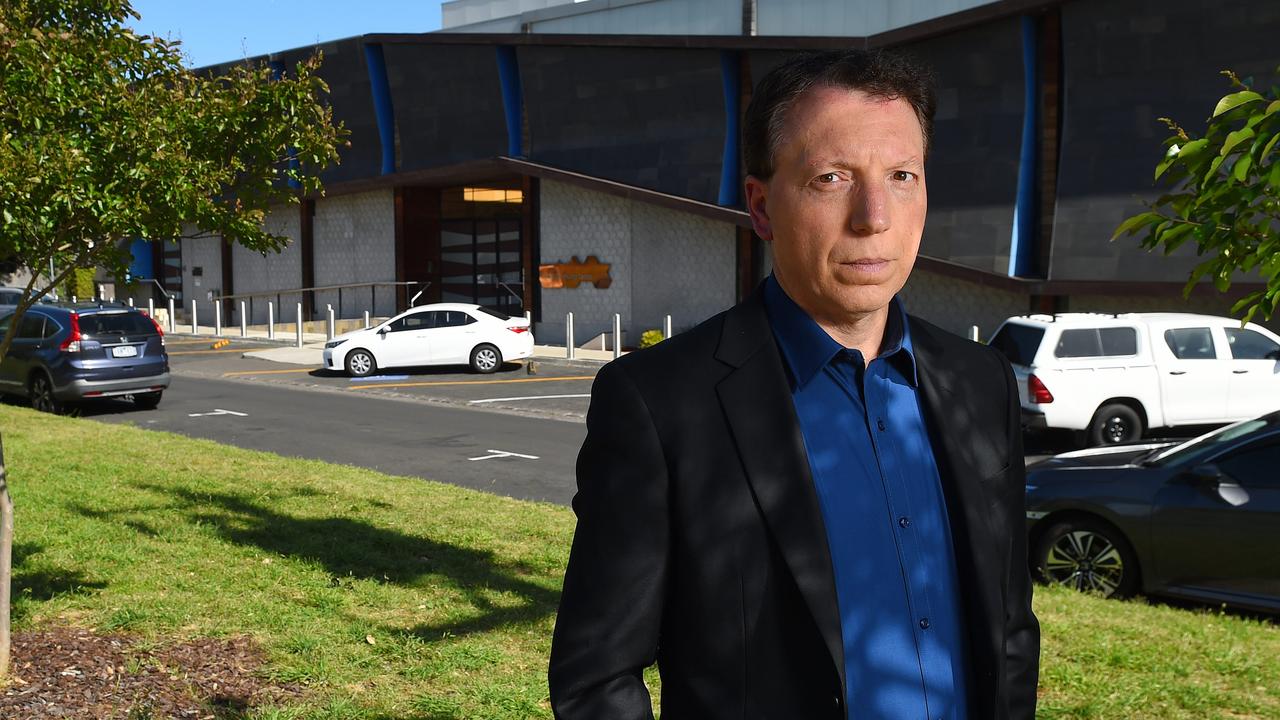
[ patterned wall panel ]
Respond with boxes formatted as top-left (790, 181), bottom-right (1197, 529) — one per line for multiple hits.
top-left (520, 46), bottom-right (726, 203)
top-left (1052, 0), bottom-right (1280, 282)
top-left (313, 190), bottom-right (398, 320)
top-left (383, 43), bottom-right (509, 171)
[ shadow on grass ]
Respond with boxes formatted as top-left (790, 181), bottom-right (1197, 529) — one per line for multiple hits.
top-left (10, 541), bottom-right (107, 621)
top-left (78, 484), bottom-right (561, 641)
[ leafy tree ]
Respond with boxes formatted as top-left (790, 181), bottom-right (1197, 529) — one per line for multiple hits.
top-left (1114, 68), bottom-right (1280, 324)
top-left (0, 0), bottom-right (344, 678)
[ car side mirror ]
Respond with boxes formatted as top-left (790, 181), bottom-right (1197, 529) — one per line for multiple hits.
top-left (377, 327), bottom-right (389, 336)
top-left (1184, 463), bottom-right (1223, 488)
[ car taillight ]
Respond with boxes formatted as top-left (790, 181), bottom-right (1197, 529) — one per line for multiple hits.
top-left (59, 313), bottom-right (82, 353)
top-left (147, 314), bottom-right (165, 346)
top-left (507, 326), bottom-right (530, 334)
top-left (1028, 374), bottom-right (1054, 404)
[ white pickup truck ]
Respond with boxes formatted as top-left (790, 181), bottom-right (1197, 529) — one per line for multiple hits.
top-left (988, 313), bottom-right (1280, 446)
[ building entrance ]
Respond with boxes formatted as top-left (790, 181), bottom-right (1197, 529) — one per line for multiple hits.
top-left (438, 185), bottom-right (524, 315)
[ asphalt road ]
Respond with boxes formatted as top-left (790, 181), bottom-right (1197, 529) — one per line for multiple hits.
top-left (85, 373), bottom-right (588, 505)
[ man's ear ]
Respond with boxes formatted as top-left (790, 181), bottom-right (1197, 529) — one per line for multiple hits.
top-left (744, 175), bottom-right (774, 242)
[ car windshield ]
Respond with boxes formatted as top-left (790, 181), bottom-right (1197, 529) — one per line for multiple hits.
top-left (1143, 412), bottom-right (1280, 467)
top-left (988, 323), bottom-right (1045, 366)
top-left (78, 312), bottom-right (157, 338)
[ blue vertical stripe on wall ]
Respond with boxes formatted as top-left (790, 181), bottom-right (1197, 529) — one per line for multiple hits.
top-left (496, 46), bottom-right (524, 157)
top-left (1009, 16), bottom-right (1039, 277)
top-left (364, 43), bottom-right (397, 175)
top-left (127, 238), bottom-right (153, 281)
top-left (718, 50), bottom-right (741, 207)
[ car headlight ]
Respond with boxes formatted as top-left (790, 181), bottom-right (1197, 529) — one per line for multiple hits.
top-left (324, 339), bottom-right (346, 349)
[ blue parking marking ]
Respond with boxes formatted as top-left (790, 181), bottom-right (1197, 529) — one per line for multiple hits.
top-left (350, 375), bottom-right (410, 383)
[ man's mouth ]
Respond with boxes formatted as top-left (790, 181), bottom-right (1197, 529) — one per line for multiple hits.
top-left (838, 258), bottom-right (891, 273)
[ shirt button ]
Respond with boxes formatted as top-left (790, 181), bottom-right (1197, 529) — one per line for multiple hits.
top-left (877, 418), bottom-right (886, 431)
top-left (919, 617), bottom-right (931, 630)
top-left (898, 516), bottom-right (911, 528)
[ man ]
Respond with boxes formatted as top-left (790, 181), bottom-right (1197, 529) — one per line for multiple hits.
top-left (549, 49), bottom-right (1039, 720)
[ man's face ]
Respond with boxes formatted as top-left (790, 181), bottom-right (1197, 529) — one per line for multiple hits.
top-left (745, 86), bottom-right (927, 327)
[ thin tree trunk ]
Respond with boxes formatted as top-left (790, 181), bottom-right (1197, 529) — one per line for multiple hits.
top-left (0, 433), bottom-right (11, 680)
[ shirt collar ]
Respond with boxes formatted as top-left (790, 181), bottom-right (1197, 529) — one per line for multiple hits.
top-left (763, 274), bottom-right (919, 389)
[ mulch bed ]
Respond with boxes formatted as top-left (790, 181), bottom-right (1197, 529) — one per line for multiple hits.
top-left (0, 627), bottom-right (304, 719)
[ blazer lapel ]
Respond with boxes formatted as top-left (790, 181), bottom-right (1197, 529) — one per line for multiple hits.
top-left (714, 291), bottom-right (845, 693)
top-left (909, 317), bottom-right (1005, 708)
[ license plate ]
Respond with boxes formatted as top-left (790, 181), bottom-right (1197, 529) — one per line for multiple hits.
top-left (112, 346), bottom-right (138, 358)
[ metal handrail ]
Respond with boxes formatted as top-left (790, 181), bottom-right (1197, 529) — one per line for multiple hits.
top-left (210, 280), bottom-right (420, 302)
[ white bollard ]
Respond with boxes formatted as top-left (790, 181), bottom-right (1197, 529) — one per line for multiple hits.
top-left (148, 298), bottom-right (155, 318)
top-left (267, 302), bottom-right (275, 340)
top-left (240, 300), bottom-right (248, 337)
top-left (970, 325), bottom-right (980, 342)
top-left (525, 310), bottom-right (533, 327)
top-left (663, 314), bottom-right (672, 340)
top-left (128, 297), bottom-right (134, 308)
top-left (326, 304), bottom-right (335, 341)
top-left (295, 302), bottom-right (304, 348)
top-left (98, 284), bottom-right (106, 301)
top-left (191, 299), bottom-right (198, 334)
top-left (566, 312), bottom-right (575, 360)
top-left (214, 301), bottom-right (222, 337)
top-left (363, 310), bottom-right (370, 329)
top-left (71, 295), bottom-right (77, 304)
top-left (613, 313), bottom-right (622, 360)
top-left (167, 297), bottom-right (175, 333)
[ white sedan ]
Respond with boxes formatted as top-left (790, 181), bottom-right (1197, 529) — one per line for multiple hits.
top-left (323, 303), bottom-right (534, 376)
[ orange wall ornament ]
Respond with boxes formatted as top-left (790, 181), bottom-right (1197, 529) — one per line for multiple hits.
top-left (539, 255), bottom-right (613, 289)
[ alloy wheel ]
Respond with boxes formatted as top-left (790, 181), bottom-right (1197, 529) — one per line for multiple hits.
top-left (1043, 530), bottom-right (1126, 596)
top-left (1103, 416), bottom-right (1129, 444)
top-left (475, 348), bottom-right (498, 372)
top-left (30, 375), bottom-right (57, 414)
top-left (350, 352), bottom-right (373, 375)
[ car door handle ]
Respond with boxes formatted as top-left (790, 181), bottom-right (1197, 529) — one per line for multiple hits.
top-left (1169, 370), bottom-right (1186, 375)
top-left (1232, 369), bottom-right (1248, 374)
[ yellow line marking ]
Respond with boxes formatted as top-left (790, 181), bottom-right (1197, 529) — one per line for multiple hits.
top-left (164, 338), bottom-right (228, 346)
top-left (167, 348), bottom-right (251, 356)
top-left (349, 375), bottom-right (595, 391)
top-left (221, 368), bottom-right (318, 377)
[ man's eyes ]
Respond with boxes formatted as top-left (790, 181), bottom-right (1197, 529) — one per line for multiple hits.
top-left (811, 170), bottom-right (918, 185)
top-left (814, 172), bottom-right (842, 184)
top-left (891, 170), bottom-right (918, 183)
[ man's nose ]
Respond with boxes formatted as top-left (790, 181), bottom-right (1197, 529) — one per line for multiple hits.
top-left (848, 183), bottom-right (890, 235)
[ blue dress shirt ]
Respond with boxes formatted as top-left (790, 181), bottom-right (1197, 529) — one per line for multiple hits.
top-left (763, 275), bottom-right (969, 720)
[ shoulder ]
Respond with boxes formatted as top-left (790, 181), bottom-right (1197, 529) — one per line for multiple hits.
top-left (908, 315), bottom-right (1014, 385)
top-left (603, 309), bottom-right (729, 387)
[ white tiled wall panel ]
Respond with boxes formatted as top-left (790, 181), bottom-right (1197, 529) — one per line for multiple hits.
top-left (312, 190), bottom-right (397, 320)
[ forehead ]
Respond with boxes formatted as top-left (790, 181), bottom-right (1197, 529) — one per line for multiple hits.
top-left (776, 86), bottom-right (924, 159)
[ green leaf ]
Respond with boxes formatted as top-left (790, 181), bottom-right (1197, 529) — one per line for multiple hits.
top-left (1213, 90), bottom-right (1264, 117)
top-left (1220, 127), bottom-right (1255, 156)
top-left (1233, 154), bottom-right (1253, 182)
top-left (1177, 138), bottom-right (1210, 159)
top-left (1158, 223), bottom-right (1196, 255)
top-left (1111, 212), bottom-right (1163, 241)
top-left (1261, 133), bottom-right (1280, 163)
top-left (1265, 99), bottom-right (1280, 117)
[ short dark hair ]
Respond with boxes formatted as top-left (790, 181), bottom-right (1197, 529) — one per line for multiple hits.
top-left (742, 49), bottom-right (937, 179)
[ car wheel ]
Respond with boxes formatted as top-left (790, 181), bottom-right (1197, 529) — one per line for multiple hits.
top-left (134, 391), bottom-right (162, 410)
top-left (1034, 517), bottom-right (1140, 598)
top-left (345, 348), bottom-right (377, 377)
top-left (470, 344), bottom-right (502, 374)
top-left (1088, 403), bottom-right (1143, 446)
top-left (29, 372), bottom-right (64, 415)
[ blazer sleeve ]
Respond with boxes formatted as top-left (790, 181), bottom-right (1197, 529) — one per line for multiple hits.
top-left (999, 355), bottom-right (1041, 719)
top-left (549, 361), bottom-right (669, 720)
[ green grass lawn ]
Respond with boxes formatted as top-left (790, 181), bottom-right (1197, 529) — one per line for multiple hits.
top-left (2, 404), bottom-right (1278, 719)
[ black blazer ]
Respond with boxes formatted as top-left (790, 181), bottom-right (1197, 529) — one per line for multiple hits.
top-left (549, 289), bottom-right (1039, 720)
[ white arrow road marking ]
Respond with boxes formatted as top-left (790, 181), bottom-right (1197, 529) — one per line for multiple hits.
top-left (188, 408), bottom-right (249, 418)
top-left (469, 394), bottom-right (591, 404)
top-left (468, 449), bottom-right (540, 461)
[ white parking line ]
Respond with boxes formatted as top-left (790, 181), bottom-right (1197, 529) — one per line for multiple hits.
top-left (468, 449), bottom-right (540, 461)
top-left (469, 394), bottom-right (591, 404)
top-left (188, 408), bottom-right (248, 417)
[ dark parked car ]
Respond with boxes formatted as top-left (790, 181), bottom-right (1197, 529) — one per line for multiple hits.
top-left (1026, 411), bottom-right (1280, 613)
top-left (0, 301), bottom-right (170, 413)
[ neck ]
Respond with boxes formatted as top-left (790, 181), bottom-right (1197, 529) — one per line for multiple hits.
top-left (814, 307), bottom-right (890, 366)
top-left (774, 275), bottom-right (891, 366)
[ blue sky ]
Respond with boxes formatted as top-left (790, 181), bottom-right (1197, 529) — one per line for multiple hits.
top-left (127, 1), bottom-right (446, 68)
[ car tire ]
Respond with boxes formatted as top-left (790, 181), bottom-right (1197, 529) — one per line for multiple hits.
top-left (1034, 516), bottom-right (1140, 598)
top-left (345, 348), bottom-right (377, 378)
top-left (134, 391), bottom-right (163, 410)
top-left (29, 372), bottom-right (64, 415)
top-left (1088, 403), bottom-right (1143, 446)
top-left (470, 344), bottom-right (502, 374)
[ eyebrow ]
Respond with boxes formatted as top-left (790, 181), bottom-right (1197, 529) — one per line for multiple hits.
top-left (806, 155), bottom-right (924, 170)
